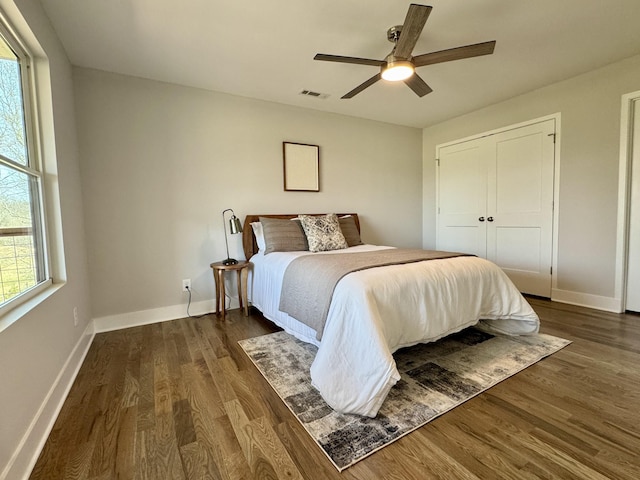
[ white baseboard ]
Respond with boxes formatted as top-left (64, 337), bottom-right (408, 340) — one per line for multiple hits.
top-left (551, 288), bottom-right (623, 313)
top-left (92, 298), bottom-right (229, 333)
top-left (1, 323), bottom-right (95, 480)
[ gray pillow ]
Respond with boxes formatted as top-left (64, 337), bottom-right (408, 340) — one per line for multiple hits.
top-left (339, 215), bottom-right (363, 247)
top-left (259, 217), bottom-right (309, 254)
top-left (298, 214), bottom-right (348, 252)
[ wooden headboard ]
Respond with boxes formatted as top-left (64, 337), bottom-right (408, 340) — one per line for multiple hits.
top-left (242, 213), bottom-right (360, 260)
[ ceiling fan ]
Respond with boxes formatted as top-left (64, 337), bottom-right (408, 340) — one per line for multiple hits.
top-left (314, 4), bottom-right (496, 99)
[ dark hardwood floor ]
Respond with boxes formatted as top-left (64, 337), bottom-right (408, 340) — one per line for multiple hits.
top-left (30, 298), bottom-right (640, 479)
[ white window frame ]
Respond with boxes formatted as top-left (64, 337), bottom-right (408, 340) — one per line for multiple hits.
top-left (0, 16), bottom-right (53, 325)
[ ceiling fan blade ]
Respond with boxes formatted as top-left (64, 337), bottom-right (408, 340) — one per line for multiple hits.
top-left (394, 4), bottom-right (432, 59)
top-left (404, 73), bottom-right (432, 97)
top-left (413, 40), bottom-right (496, 67)
top-left (314, 53), bottom-right (384, 67)
top-left (342, 73), bottom-right (382, 99)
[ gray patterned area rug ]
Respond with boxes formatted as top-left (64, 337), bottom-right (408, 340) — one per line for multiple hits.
top-left (238, 327), bottom-right (570, 471)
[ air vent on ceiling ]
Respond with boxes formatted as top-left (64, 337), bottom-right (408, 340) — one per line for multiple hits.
top-left (299, 89), bottom-right (329, 99)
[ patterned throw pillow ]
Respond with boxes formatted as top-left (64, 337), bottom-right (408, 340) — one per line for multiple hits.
top-left (298, 214), bottom-right (348, 252)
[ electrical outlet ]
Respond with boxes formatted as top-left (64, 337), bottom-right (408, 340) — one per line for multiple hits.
top-left (182, 279), bottom-right (191, 292)
top-left (73, 307), bottom-right (78, 327)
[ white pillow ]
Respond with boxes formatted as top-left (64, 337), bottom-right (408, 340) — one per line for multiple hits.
top-left (251, 221), bottom-right (266, 251)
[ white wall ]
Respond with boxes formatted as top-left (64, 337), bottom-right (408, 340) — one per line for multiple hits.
top-left (72, 68), bottom-right (423, 322)
top-left (0, 1), bottom-right (92, 479)
top-left (423, 54), bottom-right (640, 310)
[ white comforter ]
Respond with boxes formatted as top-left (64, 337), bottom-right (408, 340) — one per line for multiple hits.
top-left (248, 245), bottom-right (539, 417)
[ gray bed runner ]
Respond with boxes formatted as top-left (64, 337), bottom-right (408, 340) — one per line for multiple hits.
top-left (279, 249), bottom-right (468, 340)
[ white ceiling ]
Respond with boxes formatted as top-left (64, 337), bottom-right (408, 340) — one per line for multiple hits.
top-left (41, 0), bottom-right (640, 128)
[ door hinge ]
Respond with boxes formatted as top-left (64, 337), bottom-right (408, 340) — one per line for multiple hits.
top-left (550, 266), bottom-right (553, 275)
top-left (548, 133), bottom-right (556, 143)
top-left (435, 158), bottom-right (440, 166)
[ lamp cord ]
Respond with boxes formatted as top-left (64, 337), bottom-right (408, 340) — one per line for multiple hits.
top-left (185, 286), bottom-right (233, 319)
top-left (186, 286), bottom-right (208, 318)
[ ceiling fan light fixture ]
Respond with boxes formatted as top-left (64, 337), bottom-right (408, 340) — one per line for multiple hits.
top-left (314, 5), bottom-right (495, 98)
top-left (381, 60), bottom-right (414, 81)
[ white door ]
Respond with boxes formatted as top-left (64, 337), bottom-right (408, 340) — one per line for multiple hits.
top-left (626, 100), bottom-right (640, 312)
top-left (487, 120), bottom-right (556, 297)
top-left (437, 139), bottom-right (491, 257)
top-left (437, 119), bottom-right (556, 297)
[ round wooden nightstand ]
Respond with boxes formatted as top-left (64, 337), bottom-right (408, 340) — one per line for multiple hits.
top-left (210, 260), bottom-right (251, 320)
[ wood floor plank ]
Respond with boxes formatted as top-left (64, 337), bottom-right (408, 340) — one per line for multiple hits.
top-left (493, 428), bottom-right (612, 480)
top-left (423, 416), bottom-right (524, 480)
top-left (173, 397), bottom-right (199, 448)
top-left (151, 411), bottom-right (186, 479)
top-left (114, 406), bottom-right (137, 480)
top-left (29, 301), bottom-right (640, 479)
top-left (274, 420), bottom-right (340, 478)
top-left (61, 440), bottom-right (95, 480)
top-left (134, 428), bottom-right (155, 480)
top-left (245, 416), bottom-right (304, 480)
top-left (120, 334), bottom-right (141, 409)
top-left (225, 399), bottom-right (303, 479)
top-left (136, 355), bottom-right (156, 432)
top-left (475, 390), bottom-right (620, 478)
top-left (86, 334), bottom-right (131, 478)
top-left (183, 317), bottom-right (256, 479)
top-left (376, 431), bottom-right (483, 480)
top-left (180, 360), bottom-right (249, 479)
top-left (427, 402), bottom-right (539, 479)
top-left (225, 399), bottom-right (280, 479)
top-left (179, 441), bottom-right (223, 480)
top-left (189, 320), bottom-right (239, 405)
top-left (163, 322), bottom-right (188, 407)
top-left (183, 360), bottom-right (226, 419)
top-left (490, 371), bottom-right (640, 460)
top-left (28, 425), bottom-right (64, 479)
top-left (220, 356), bottom-right (269, 422)
top-left (531, 426), bottom-right (635, 479)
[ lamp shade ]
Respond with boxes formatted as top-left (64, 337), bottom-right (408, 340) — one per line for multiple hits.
top-left (229, 215), bottom-right (242, 234)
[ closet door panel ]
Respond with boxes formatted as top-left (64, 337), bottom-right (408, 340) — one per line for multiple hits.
top-left (495, 227), bottom-right (544, 294)
top-left (437, 140), bottom-right (489, 257)
top-left (487, 120), bottom-right (555, 297)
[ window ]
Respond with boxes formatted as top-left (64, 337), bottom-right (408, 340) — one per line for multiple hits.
top-left (0, 25), bottom-right (48, 311)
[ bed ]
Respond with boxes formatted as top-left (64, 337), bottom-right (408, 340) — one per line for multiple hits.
top-left (242, 213), bottom-right (540, 417)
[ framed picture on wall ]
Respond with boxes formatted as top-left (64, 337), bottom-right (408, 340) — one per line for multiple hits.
top-left (283, 142), bottom-right (319, 192)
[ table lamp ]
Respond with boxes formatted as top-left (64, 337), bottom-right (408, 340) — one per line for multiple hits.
top-left (222, 208), bottom-right (243, 265)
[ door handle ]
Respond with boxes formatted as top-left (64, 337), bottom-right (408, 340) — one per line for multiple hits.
top-left (487, 216), bottom-right (494, 222)
top-left (478, 217), bottom-right (485, 222)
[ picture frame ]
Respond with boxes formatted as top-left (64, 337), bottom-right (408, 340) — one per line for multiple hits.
top-left (283, 142), bottom-right (320, 192)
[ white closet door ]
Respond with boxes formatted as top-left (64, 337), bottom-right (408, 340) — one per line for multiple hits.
top-left (486, 119), bottom-right (556, 297)
top-left (437, 139), bottom-right (490, 257)
top-left (436, 119), bottom-right (555, 297)
top-left (626, 100), bottom-right (640, 312)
